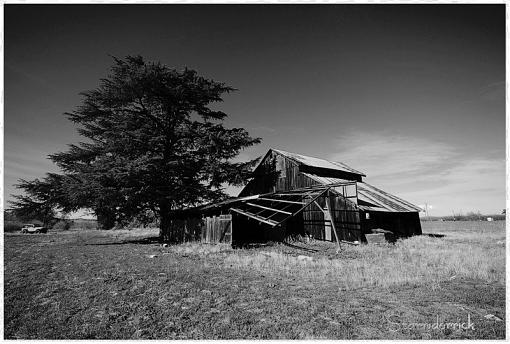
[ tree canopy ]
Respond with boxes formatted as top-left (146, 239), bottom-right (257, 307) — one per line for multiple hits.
top-left (10, 174), bottom-right (70, 227)
top-left (11, 55), bottom-right (261, 239)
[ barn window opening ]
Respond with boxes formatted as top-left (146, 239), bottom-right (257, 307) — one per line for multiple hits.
top-left (365, 212), bottom-right (370, 220)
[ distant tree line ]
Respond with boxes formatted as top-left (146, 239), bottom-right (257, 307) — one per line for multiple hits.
top-left (422, 210), bottom-right (506, 222)
top-left (9, 56), bottom-right (261, 242)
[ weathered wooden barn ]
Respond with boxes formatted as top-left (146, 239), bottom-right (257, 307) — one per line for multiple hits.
top-left (179, 148), bottom-right (422, 246)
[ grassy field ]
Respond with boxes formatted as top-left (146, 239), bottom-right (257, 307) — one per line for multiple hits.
top-left (4, 221), bottom-right (506, 339)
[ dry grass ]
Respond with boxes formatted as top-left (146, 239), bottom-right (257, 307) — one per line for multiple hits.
top-left (422, 220), bottom-right (505, 242)
top-left (4, 221), bottom-right (506, 339)
top-left (171, 242), bottom-right (233, 256)
top-left (166, 221), bottom-right (505, 290)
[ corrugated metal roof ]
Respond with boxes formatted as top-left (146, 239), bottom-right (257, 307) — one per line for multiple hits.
top-left (301, 173), bottom-right (352, 185)
top-left (357, 204), bottom-right (389, 212)
top-left (303, 173), bottom-right (422, 213)
top-left (273, 149), bottom-right (366, 176)
top-left (357, 183), bottom-right (422, 212)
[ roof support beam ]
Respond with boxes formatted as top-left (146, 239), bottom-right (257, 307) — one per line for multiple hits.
top-left (230, 187), bottom-right (335, 229)
top-left (274, 191), bottom-right (323, 196)
top-left (230, 208), bottom-right (278, 226)
top-left (245, 202), bottom-right (293, 215)
top-left (325, 196), bottom-right (342, 253)
top-left (257, 197), bottom-right (306, 205)
top-left (276, 187), bottom-right (331, 227)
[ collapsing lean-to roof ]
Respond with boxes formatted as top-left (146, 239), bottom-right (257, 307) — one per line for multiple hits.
top-left (201, 182), bottom-right (355, 229)
top-left (230, 186), bottom-right (330, 227)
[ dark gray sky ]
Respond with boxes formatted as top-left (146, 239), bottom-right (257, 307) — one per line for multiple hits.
top-left (5, 4), bottom-right (506, 216)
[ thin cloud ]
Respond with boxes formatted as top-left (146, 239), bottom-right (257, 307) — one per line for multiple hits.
top-left (329, 131), bottom-right (505, 215)
top-left (479, 81), bottom-right (505, 101)
top-left (330, 131), bottom-right (457, 180)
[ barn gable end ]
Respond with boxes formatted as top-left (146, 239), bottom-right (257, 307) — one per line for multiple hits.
top-left (239, 148), bottom-right (364, 196)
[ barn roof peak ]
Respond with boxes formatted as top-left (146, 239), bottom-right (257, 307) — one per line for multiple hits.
top-left (259, 148), bottom-right (366, 177)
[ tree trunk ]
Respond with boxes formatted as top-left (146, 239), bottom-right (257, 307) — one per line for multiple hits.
top-left (96, 208), bottom-right (116, 230)
top-left (159, 202), bottom-right (172, 243)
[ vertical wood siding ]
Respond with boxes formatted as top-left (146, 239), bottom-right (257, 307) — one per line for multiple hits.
top-left (240, 151), bottom-right (302, 195)
top-left (300, 173), bottom-right (362, 242)
top-left (201, 214), bottom-right (232, 244)
top-left (240, 151), bottom-right (363, 242)
top-left (169, 217), bottom-right (203, 242)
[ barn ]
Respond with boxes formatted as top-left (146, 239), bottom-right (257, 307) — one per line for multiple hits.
top-left (176, 148), bottom-right (422, 246)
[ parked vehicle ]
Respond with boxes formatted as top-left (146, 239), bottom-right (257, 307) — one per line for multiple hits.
top-left (21, 224), bottom-right (47, 234)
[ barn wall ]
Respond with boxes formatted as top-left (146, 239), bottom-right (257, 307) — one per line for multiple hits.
top-left (233, 150), bottom-right (372, 244)
top-left (240, 151), bottom-right (303, 196)
top-left (167, 217), bottom-right (203, 243)
top-left (329, 194), bottom-right (362, 242)
top-left (300, 173), bottom-right (326, 240)
top-left (168, 210), bottom-right (234, 244)
top-left (201, 214), bottom-right (232, 244)
top-left (360, 211), bottom-right (422, 238)
top-left (300, 173), bottom-right (362, 243)
top-left (241, 150), bottom-right (355, 197)
top-left (303, 197), bottom-right (326, 240)
top-left (302, 193), bottom-right (362, 242)
top-left (239, 149), bottom-right (364, 197)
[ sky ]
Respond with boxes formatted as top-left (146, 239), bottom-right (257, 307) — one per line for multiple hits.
top-left (4, 4), bottom-right (506, 217)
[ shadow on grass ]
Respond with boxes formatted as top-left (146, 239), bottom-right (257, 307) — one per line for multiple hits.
top-left (232, 242), bottom-right (270, 249)
top-left (233, 241), bottom-right (319, 253)
top-left (281, 241), bottom-right (319, 253)
top-left (83, 236), bottom-right (161, 246)
top-left (424, 233), bottom-right (446, 238)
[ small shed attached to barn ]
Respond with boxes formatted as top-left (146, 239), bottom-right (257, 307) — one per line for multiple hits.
top-left (180, 148), bottom-right (422, 246)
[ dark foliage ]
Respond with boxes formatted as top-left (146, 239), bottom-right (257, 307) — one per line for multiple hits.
top-left (13, 55), bottom-right (261, 239)
top-left (9, 174), bottom-right (71, 227)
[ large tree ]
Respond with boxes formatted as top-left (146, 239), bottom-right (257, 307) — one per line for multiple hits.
top-left (10, 174), bottom-right (71, 227)
top-left (48, 143), bottom-right (137, 230)
top-left (50, 55), bottom-right (260, 240)
top-left (10, 165), bottom-right (125, 230)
